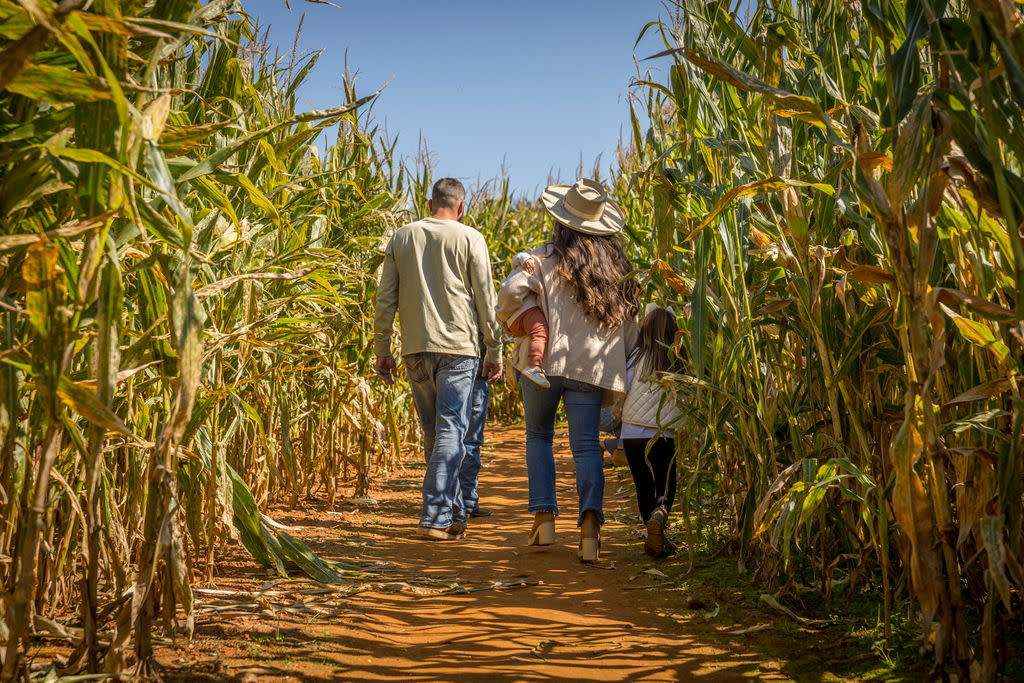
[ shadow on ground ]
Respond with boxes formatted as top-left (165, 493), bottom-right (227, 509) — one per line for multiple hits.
top-left (158, 427), bottom-right (891, 682)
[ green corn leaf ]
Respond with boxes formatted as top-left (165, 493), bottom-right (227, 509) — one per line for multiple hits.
top-left (176, 95), bottom-right (380, 183)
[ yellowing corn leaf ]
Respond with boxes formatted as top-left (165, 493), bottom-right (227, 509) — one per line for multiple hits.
top-left (5, 63), bottom-right (111, 104)
top-left (23, 240), bottom-right (62, 339)
top-left (682, 176), bottom-right (818, 243)
top-left (890, 416), bottom-right (941, 629)
top-left (0, 210), bottom-right (117, 252)
top-left (943, 379), bottom-right (1015, 408)
top-left (955, 459), bottom-right (997, 548)
top-left (679, 49), bottom-right (832, 124)
top-left (771, 108), bottom-right (849, 138)
top-left (652, 259), bottom-right (691, 295)
top-left (855, 151), bottom-right (893, 172)
top-left (236, 172), bottom-right (282, 227)
top-left (933, 287), bottom-right (1018, 321)
top-left (56, 375), bottom-right (145, 444)
top-left (753, 461), bottom-right (803, 536)
top-left (846, 265), bottom-right (897, 286)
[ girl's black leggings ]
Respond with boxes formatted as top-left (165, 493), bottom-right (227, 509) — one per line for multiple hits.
top-left (622, 437), bottom-right (677, 523)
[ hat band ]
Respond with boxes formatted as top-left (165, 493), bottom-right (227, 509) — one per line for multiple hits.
top-left (563, 191), bottom-right (604, 221)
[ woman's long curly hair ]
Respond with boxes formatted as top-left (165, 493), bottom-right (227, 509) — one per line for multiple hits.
top-left (551, 222), bottom-right (642, 330)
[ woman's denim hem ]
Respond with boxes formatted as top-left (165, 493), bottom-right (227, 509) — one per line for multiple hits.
top-left (576, 506), bottom-right (606, 527)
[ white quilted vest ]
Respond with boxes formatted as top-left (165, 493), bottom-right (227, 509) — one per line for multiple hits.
top-left (621, 373), bottom-right (682, 430)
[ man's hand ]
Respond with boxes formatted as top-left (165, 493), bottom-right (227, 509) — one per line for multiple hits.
top-left (375, 355), bottom-right (396, 385)
top-left (482, 361), bottom-right (503, 385)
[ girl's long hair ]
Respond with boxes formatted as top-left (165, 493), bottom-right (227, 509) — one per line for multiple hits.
top-left (631, 307), bottom-right (680, 378)
top-left (551, 222), bottom-right (641, 330)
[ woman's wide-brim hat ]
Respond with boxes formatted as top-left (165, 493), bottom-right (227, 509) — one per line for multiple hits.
top-left (540, 178), bottom-right (625, 236)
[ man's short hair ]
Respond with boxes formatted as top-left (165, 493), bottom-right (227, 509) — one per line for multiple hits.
top-left (431, 178), bottom-right (465, 209)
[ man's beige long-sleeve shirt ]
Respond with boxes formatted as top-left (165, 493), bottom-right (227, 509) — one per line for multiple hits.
top-left (373, 217), bottom-right (502, 364)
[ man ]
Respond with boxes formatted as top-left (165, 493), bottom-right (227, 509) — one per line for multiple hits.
top-left (373, 178), bottom-right (502, 540)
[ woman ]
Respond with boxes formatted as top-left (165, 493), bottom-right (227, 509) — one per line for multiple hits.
top-left (497, 178), bottom-right (641, 562)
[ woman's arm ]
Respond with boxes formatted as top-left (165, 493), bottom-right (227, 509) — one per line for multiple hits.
top-left (496, 251), bottom-right (545, 326)
top-left (496, 267), bottom-right (538, 325)
top-left (623, 316), bottom-right (639, 353)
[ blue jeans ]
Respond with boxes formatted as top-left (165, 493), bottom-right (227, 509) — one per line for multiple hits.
top-left (406, 352), bottom-right (479, 528)
top-left (599, 407), bottom-right (622, 453)
top-left (461, 374), bottom-right (490, 514)
top-left (520, 375), bottom-right (605, 526)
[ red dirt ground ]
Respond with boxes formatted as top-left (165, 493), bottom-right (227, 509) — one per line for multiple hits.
top-left (152, 426), bottom-right (852, 682)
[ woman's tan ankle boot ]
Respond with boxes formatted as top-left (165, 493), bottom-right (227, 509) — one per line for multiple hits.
top-left (578, 510), bottom-right (600, 562)
top-left (529, 511), bottom-right (555, 546)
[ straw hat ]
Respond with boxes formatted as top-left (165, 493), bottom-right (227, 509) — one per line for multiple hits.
top-left (540, 178), bottom-right (625, 235)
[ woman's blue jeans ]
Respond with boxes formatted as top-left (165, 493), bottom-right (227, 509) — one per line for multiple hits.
top-left (520, 375), bottom-right (605, 526)
top-left (406, 352), bottom-right (479, 529)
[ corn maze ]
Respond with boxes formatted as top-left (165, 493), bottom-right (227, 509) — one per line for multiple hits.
top-left (1, 0), bottom-right (1022, 680)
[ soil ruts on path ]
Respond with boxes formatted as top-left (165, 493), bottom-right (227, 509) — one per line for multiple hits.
top-left (157, 426), bottom-right (834, 681)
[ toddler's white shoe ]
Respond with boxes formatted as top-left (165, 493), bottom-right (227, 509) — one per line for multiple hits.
top-left (520, 366), bottom-right (550, 388)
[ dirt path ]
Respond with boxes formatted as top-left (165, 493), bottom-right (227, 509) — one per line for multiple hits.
top-left (160, 426), bottom-right (822, 682)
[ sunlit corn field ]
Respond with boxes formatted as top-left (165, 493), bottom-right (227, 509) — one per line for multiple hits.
top-left (1, 0), bottom-right (1022, 680)
top-left (620, 1), bottom-right (1024, 679)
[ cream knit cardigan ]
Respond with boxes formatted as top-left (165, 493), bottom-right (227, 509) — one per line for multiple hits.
top-left (496, 245), bottom-right (637, 393)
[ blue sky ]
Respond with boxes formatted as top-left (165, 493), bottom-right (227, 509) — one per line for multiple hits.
top-left (243, 0), bottom-right (676, 198)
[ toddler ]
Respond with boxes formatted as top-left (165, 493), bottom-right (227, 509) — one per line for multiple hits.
top-left (498, 252), bottom-right (550, 388)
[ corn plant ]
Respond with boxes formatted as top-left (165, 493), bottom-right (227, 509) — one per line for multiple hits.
top-left (0, 0), bottom-right (415, 676)
top-left (624, 0), bottom-right (1022, 677)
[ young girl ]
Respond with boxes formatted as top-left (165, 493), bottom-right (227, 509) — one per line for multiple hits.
top-left (621, 304), bottom-right (682, 558)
